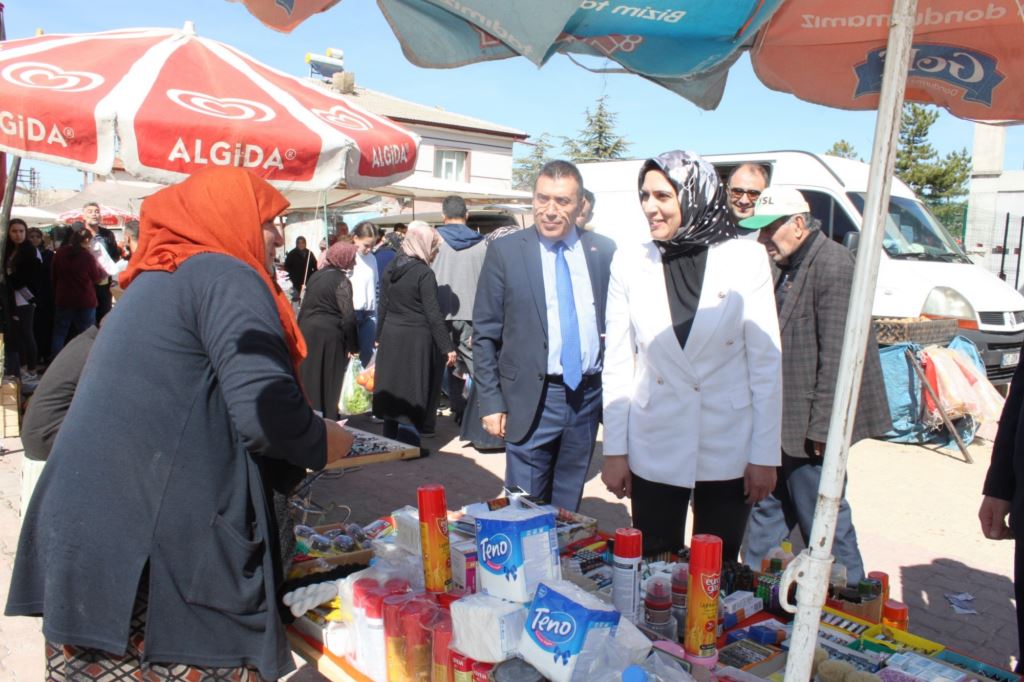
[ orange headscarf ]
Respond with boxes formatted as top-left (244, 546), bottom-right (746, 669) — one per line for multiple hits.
top-left (120, 167), bottom-right (306, 372)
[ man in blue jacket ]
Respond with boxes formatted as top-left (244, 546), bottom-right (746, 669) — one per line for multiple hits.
top-left (473, 161), bottom-right (616, 511)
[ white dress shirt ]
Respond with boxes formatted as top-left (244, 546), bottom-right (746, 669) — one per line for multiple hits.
top-left (537, 229), bottom-right (600, 376)
top-left (351, 252), bottom-right (378, 312)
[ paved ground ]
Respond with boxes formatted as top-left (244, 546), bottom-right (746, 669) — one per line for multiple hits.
top-left (0, 414), bottom-right (1017, 680)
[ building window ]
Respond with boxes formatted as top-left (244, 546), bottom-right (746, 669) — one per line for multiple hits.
top-left (434, 149), bottom-right (467, 181)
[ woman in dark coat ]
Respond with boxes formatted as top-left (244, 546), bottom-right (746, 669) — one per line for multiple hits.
top-left (4, 218), bottom-right (42, 379)
top-left (373, 221), bottom-right (456, 447)
top-left (26, 227), bottom-right (55, 367)
top-left (299, 241), bottom-right (359, 420)
top-left (5, 167), bottom-right (354, 681)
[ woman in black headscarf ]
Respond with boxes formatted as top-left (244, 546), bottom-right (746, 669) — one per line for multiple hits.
top-left (299, 241), bottom-right (360, 420)
top-left (600, 150), bottom-right (783, 559)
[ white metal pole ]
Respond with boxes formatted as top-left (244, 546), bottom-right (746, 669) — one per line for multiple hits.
top-left (780, 0), bottom-right (918, 678)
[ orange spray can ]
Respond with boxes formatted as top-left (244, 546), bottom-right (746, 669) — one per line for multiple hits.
top-left (684, 534), bottom-right (722, 663)
top-left (418, 484), bottom-right (453, 593)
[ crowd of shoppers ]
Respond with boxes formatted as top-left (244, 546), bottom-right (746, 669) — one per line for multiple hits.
top-left (3, 154), bottom-right (912, 678)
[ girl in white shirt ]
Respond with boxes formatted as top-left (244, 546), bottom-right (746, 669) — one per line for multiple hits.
top-left (350, 222), bottom-right (380, 367)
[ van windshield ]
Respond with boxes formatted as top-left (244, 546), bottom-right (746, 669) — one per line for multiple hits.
top-left (848, 193), bottom-right (969, 263)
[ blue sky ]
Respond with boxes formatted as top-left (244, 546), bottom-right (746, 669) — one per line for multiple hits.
top-left (6, 0), bottom-right (1023, 189)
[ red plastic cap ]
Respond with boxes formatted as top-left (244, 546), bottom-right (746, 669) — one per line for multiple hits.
top-left (385, 578), bottom-right (411, 595)
top-left (868, 571), bottom-right (890, 592)
top-left (352, 578), bottom-right (380, 608)
top-left (417, 484), bottom-right (448, 520)
top-left (689, 534), bottom-right (723, 573)
top-left (401, 601), bottom-right (434, 645)
top-left (364, 587), bottom-right (387, 619)
top-left (883, 599), bottom-right (909, 620)
top-left (615, 528), bottom-right (643, 559)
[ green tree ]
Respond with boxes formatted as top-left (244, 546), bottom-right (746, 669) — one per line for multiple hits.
top-left (826, 139), bottom-right (860, 160)
top-left (894, 103), bottom-right (971, 236)
top-left (562, 96), bottom-right (630, 163)
top-left (512, 133), bottom-right (553, 191)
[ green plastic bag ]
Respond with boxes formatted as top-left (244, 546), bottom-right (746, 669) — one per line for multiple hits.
top-left (339, 358), bottom-right (372, 415)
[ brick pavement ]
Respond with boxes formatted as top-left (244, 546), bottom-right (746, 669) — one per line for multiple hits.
top-left (0, 415), bottom-right (1018, 679)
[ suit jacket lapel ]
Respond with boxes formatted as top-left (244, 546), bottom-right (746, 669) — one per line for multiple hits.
top-left (520, 227), bottom-right (548, 337)
top-left (778, 234), bottom-right (826, 331)
top-left (580, 230), bottom-right (604, 331)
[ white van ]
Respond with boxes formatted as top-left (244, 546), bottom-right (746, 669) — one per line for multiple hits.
top-left (579, 151), bottom-right (1024, 385)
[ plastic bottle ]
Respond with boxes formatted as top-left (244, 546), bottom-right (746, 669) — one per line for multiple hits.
top-left (352, 578), bottom-right (380, 668)
top-left (612, 528), bottom-right (643, 623)
top-left (402, 600), bottom-right (434, 681)
top-left (778, 540), bottom-right (795, 568)
top-left (882, 599), bottom-right (909, 631)
top-left (643, 575), bottom-right (677, 640)
top-left (418, 484), bottom-right (453, 593)
top-left (829, 562), bottom-right (848, 590)
top-left (868, 571), bottom-right (890, 602)
top-left (364, 587), bottom-right (388, 682)
top-left (384, 594), bottom-right (412, 682)
top-left (430, 614), bottom-right (453, 682)
top-left (671, 563), bottom-right (689, 638)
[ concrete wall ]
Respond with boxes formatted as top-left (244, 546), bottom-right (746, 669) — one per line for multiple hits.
top-left (966, 123), bottom-right (1024, 287)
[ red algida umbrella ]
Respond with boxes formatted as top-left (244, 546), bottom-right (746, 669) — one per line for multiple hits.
top-left (0, 22), bottom-right (419, 190)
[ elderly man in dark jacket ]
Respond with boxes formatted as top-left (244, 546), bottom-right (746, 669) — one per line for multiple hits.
top-left (739, 187), bottom-right (891, 585)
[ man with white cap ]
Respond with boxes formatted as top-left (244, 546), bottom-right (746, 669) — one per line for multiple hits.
top-left (739, 186), bottom-right (891, 585)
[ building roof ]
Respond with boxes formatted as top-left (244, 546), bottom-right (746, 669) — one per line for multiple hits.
top-left (338, 85), bottom-right (528, 140)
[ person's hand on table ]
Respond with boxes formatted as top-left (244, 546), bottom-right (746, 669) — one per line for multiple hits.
top-left (979, 495), bottom-right (1013, 540)
top-left (481, 412), bottom-right (506, 439)
top-left (446, 351), bottom-right (457, 367)
top-left (323, 418), bottom-right (355, 465)
top-left (744, 463), bottom-right (777, 504)
top-left (601, 456), bottom-right (632, 499)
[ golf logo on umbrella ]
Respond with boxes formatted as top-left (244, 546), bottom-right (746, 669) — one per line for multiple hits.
top-left (311, 105), bottom-right (371, 131)
top-left (1, 61), bottom-right (105, 92)
top-left (166, 89), bottom-right (276, 122)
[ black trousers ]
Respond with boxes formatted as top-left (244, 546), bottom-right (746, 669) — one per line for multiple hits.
top-left (95, 283), bottom-right (112, 324)
top-left (631, 472), bottom-right (750, 560)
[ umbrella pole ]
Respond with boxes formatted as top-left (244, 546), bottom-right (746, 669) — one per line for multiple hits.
top-left (780, 0), bottom-right (918, 679)
top-left (0, 154), bottom-right (20, 235)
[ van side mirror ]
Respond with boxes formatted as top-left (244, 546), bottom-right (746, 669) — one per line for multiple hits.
top-left (843, 231), bottom-right (860, 254)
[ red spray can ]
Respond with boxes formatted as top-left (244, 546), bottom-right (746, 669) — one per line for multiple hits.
top-left (684, 534), bottom-right (722, 665)
top-left (418, 484), bottom-right (453, 593)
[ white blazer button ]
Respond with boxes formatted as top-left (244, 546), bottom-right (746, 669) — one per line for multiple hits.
top-left (718, 291), bottom-right (726, 298)
top-left (656, 377), bottom-right (664, 385)
top-left (693, 384), bottom-right (700, 391)
top-left (726, 339), bottom-right (734, 346)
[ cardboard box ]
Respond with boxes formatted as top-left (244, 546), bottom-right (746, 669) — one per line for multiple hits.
top-left (450, 538), bottom-right (477, 592)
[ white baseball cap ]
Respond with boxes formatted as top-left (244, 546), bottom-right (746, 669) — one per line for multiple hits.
top-left (738, 187), bottom-right (811, 229)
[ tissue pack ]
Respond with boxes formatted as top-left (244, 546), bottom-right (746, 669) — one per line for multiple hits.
top-left (450, 593), bottom-right (527, 663)
top-left (475, 507), bottom-right (560, 603)
top-left (518, 580), bottom-right (620, 682)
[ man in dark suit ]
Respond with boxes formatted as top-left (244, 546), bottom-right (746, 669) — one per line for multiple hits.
top-left (284, 236), bottom-right (316, 301)
top-left (473, 160), bottom-right (616, 511)
top-left (981, 359), bottom-right (1024, 672)
top-left (739, 187), bottom-right (891, 584)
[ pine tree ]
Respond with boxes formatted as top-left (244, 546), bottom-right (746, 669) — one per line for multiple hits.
top-left (825, 140), bottom-right (860, 160)
top-left (562, 96), bottom-right (630, 163)
top-left (894, 103), bottom-right (971, 235)
top-left (512, 134), bottom-right (553, 191)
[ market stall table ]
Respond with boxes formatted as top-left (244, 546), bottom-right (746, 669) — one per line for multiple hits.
top-left (326, 426), bottom-right (420, 470)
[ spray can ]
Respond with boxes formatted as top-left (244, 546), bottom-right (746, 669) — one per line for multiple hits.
top-left (612, 528), bottom-right (643, 623)
top-left (684, 534), bottom-right (722, 666)
top-left (643, 575), bottom-right (677, 640)
top-left (671, 563), bottom-right (689, 638)
top-left (418, 484), bottom-right (453, 593)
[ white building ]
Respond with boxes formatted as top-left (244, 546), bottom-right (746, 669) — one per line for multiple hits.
top-left (965, 124), bottom-right (1024, 287)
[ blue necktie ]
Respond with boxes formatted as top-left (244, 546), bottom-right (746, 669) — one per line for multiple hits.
top-left (555, 241), bottom-right (582, 390)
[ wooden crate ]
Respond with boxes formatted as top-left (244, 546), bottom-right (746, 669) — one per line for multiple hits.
top-left (874, 317), bottom-right (958, 346)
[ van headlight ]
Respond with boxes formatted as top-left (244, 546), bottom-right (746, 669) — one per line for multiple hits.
top-left (921, 286), bottom-right (978, 329)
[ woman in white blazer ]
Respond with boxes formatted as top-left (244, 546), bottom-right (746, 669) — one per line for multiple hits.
top-left (601, 150), bottom-right (783, 560)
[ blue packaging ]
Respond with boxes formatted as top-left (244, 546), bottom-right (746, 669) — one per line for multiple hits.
top-left (475, 507), bottom-right (560, 603)
top-left (519, 580), bottom-right (620, 682)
